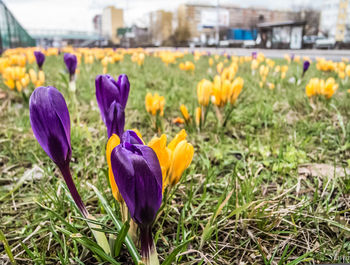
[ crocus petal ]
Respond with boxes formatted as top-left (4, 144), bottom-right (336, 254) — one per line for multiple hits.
top-left (106, 134), bottom-right (123, 202)
top-left (95, 74), bottom-right (130, 127)
top-left (137, 144), bottom-right (163, 190)
top-left (122, 130), bottom-right (143, 145)
top-left (111, 144), bottom-right (162, 226)
top-left (116, 74), bottom-right (130, 109)
top-left (96, 74), bottom-right (120, 124)
top-left (29, 86), bottom-right (71, 167)
top-left (105, 101), bottom-right (125, 138)
top-left (148, 134), bottom-right (171, 185)
top-left (169, 140), bottom-right (194, 186)
top-left (167, 129), bottom-right (187, 151)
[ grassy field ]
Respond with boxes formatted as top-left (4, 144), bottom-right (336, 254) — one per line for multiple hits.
top-left (1, 51), bottom-right (350, 264)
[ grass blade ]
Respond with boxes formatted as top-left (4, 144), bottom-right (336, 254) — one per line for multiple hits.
top-left (0, 229), bottom-right (16, 264)
top-left (87, 182), bottom-right (142, 265)
top-left (161, 236), bottom-right (195, 265)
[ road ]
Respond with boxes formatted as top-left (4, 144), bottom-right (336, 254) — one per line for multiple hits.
top-left (149, 47), bottom-right (350, 61)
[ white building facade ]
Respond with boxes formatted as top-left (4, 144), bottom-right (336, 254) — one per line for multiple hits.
top-left (320, 0), bottom-right (350, 42)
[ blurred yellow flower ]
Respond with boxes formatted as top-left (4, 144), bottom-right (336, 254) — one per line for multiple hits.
top-left (197, 79), bottom-right (212, 107)
top-left (179, 61), bottom-right (195, 71)
top-left (306, 77), bottom-right (338, 99)
top-left (180, 104), bottom-right (190, 121)
top-left (145, 92), bottom-right (165, 116)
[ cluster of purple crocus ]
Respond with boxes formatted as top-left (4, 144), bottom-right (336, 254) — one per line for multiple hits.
top-left (29, 73), bottom-right (162, 260)
top-left (95, 74), bottom-right (162, 258)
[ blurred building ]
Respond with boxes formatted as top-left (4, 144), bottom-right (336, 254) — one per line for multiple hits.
top-left (176, 3), bottom-right (297, 45)
top-left (149, 10), bottom-right (173, 45)
top-left (257, 21), bottom-right (306, 49)
top-left (102, 6), bottom-right (124, 45)
top-left (0, 1), bottom-right (35, 49)
top-left (319, 0), bottom-right (350, 42)
top-left (118, 25), bottom-right (150, 47)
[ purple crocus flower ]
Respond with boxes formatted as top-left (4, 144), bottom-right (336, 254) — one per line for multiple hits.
top-left (64, 53), bottom-right (77, 81)
top-left (302, 60), bottom-right (310, 77)
top-left (252, 52), bottom-right (257, 59)
top-left (111, 130), bottom-right (162, 259)
top-left (291, 53), bottom-right (295, 61)
top-left (34, 51), bottom-right (45, 70)
top-left (29, 86), bottom-right (88, 217)
top-left (95, 74), bottom-right (130, 138)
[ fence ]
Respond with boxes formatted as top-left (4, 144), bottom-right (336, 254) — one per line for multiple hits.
top-left (0, 0), bottom-right (35, 50)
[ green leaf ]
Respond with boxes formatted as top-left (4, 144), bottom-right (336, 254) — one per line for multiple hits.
top-left (87, 182), bottom-right (143, 265)
top-left (114, 219), bottom-right (130, 257)
top-left (200, 190), bottom-right (233, 249)
top-left (59, 183), bottom-right (111, 255)
top-left (286, 251), bottom-right (313, 265)
top-left (56, 226), bottom-right (120, 265)
top-left (0, 229), bottom-right (16, 264)
top-left (161, 236), bottom-right (195, 265)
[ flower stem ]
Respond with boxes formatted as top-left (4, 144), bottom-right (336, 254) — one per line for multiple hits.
top-left (140, 225), bottom-right (159, 265)
top-left (59, 163), bottom-right (88, 217)
top-left (59, 164), bottom-right (111, 254)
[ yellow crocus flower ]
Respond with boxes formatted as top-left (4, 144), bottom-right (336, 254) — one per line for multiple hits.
top-left (220, 79), bottom-right (231, 106)
top-left (195, 107), bottom-right (201, 127)
top-left (305, 78), bottom-right (319, 98)
top-left (16, 80), bottom-right (22, 92)
top-left (29, 69), bottom-right (37, 84)
top-left (197, 79), bottom-right (212, 107)
top-left (148, 130), bottom-right (194, 189)
top-left (216, 62), bottom-right (224, 74)
top-left (168, 129), bottom-right (187, 151)
top-left (145, 92), bottom-right (165, 116)
top-left (4, 79), bottom-right (15, 90)
top-left (346, 65), bottom-right (350, 76)
top-left (180, 104), bottom-right (190, 121)
top-left (106, 134), bottom-right (123, 202)
top-left (323, 77), bottom-right (338, 99)
top-left (268, 83), bottom-right (275, 90)
top-left (168, 140), bottom-right (194, 187)
top-left (21, 73), bottom-right (30, 88)
top-left (37, 70), bottom-right (45, 87)
top-left (230, 77), bottom-right (244, 104)
top-left (148, 134), bottom-right (171, 187)
top-left (251, 59), bottom-right (259, 70)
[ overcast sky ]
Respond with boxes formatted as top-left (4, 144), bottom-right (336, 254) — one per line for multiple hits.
top-left (3, 0), bottom-right (322, 32)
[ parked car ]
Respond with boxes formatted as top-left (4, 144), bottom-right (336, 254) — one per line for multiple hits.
top-left (303, 35), bottom-right (318, 48)
top-left (315, 37), bottom-right (336, 49)
top-left (242, 40), bottom-right (256, 48)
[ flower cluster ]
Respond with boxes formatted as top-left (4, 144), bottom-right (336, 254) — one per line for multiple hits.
top-left (29, 73), bottom-right (194, 264)
top-left (306, 77), bottom-right (338, 99)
